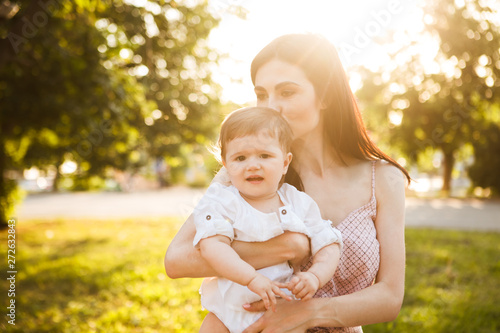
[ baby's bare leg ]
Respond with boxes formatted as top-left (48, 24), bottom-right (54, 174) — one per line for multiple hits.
top-left (199, 312), bottom-right (229, 333)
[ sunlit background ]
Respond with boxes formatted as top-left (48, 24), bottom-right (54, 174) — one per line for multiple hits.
top-left (208, 0), bottom-right (422, 104)
top-left (1, 0), bottom-right (500, 204)
top-left (1, 1), bottom-right (500, 332)
top-left (205, 0), bottom-right (500, 196)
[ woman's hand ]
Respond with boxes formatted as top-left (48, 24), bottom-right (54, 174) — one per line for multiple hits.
top-left (242, 298), bottom-right (317, 333)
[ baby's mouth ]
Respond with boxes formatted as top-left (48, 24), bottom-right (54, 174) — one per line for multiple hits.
top-left (246, 176), bottom-right (264, 182)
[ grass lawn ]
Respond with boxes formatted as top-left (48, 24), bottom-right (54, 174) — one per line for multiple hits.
top-left (1, 218), bottom-right (499, 332)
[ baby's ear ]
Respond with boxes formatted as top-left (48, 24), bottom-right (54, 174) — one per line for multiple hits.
top-left (283, 152), bottom-right (293, 173)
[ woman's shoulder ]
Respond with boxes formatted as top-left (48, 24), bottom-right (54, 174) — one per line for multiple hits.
top-left (374, 160), bottom-right (407, 201)
top-left (374, 160), bottom-right (406, 182)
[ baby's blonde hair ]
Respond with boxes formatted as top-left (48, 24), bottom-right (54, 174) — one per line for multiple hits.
top-left (216, 107), bottom-right (293, 163)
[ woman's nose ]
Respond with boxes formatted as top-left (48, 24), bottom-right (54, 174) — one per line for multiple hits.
top-left (267, 97), bottom-right (282, 114)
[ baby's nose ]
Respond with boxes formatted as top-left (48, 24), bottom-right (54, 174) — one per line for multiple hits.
top-left (247, 158), bottom-right (261, 170)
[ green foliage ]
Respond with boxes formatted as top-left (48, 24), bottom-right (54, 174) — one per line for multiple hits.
top-left (468, 123), bottom-right (500, 195)
top-left (0, 178), bottom-right (24, 222)
top-left (0, 0), bottom-right (223, 222)
top-left (356, 0), bottom-right (500, 193)
top-left (96, 0), bottom-right (223, 158)
top-left (1, 220), bottom-right (499, 332)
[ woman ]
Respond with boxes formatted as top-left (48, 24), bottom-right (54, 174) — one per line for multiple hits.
top-left (165, 33), bottom-right (410, 332)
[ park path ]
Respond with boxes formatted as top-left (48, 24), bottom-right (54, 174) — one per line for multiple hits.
top-left (16, 186), bottom-right (500, 231)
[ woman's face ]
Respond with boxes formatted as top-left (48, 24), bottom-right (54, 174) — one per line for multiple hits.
top-left (254, 59), bottom-right (324, 139)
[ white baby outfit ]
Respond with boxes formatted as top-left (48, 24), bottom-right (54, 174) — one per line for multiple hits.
top-left (193, 182), bottom-right (342, 333)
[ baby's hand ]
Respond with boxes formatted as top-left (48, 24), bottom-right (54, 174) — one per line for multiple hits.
top-left (247, 274), bottom-right (291, 312)
top-left (287, 271), bottom-right (320, 301)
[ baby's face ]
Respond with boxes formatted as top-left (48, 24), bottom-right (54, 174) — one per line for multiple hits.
top-left (223, 131), bottom-right (292, 202)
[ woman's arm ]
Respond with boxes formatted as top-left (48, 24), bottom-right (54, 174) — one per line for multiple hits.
top-left (165, 214), bottom-right (215, 278)
top-left (233, 232), bottom-right (310, 271)
top-left (164, 214), bottom-right (310, 279)
top-left (243, 163), bottom-right (406, 331)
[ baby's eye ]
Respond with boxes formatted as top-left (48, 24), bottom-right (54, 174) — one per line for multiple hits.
top-left (260, 154), bottom-right (270, 159)
top-left (235, 156), bottom-right (246, 161)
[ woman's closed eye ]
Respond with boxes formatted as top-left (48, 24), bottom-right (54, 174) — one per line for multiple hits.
top-left (255, 92), bottom-right (268, 101)
top-left (281, 90), bottom-right (295, 98)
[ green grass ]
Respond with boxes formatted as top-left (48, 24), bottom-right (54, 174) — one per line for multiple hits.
top-left (1, 219), bottom-right (499, 332)
top-left (0, 218), bottom-right (204, 333)
top-left (365, 228), bottom-right (500, 333)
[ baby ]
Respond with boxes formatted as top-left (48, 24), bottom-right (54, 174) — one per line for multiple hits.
top-left (193, 107), bottom-right (342, 333)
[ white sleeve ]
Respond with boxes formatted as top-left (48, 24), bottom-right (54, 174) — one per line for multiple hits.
top-left (210, 166), bottom-right (231, 186)
top-left (292, 188), bottom-right (343, 256)
top-left (192, 183), bottom-right (239, 248)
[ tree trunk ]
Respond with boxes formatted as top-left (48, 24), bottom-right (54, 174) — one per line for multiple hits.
top-left (52, 159), bottom-right (62, 192)
top-left (442, 150), bottom-right (455, 196)
top-left (0, 135), bottom-right (8, 229)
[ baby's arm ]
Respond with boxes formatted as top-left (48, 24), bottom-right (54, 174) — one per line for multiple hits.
top-left (199, 235), bottom-right (291, 311)
top-left (284, 186), bottom-right (343, 301)
top-left (287, 243), bottom-right (341, 301)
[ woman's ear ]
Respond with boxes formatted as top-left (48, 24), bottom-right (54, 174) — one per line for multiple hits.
top-left (283, 152), bottom-right (293, 174)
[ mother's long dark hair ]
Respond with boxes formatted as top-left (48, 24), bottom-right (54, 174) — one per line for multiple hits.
top-left (251, 34), bottom-right (411, 189)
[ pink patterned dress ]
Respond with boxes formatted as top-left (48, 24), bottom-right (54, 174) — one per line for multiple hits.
top-left (305, 161), bottom-right (380, 333)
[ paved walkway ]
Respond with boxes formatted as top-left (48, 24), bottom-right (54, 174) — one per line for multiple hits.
top-left (17, 187), bottom-right (500, 231)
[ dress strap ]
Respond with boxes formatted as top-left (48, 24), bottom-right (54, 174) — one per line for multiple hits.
top-left (371, 160), bottom-right (376, 197)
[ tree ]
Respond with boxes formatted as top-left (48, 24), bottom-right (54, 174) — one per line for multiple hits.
top-left (468, 122), bottom-right (500, 195)
top-left (0, 0), bottom-right (222, 227)
top-left (356, 0), bottom-right (500, 194)
top-left (97, 0), bottom-right (222, 166)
